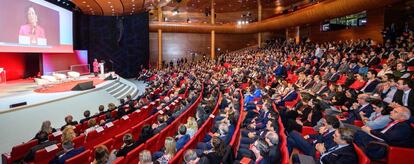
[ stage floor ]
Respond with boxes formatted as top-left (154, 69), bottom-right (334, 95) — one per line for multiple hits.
top-left (0, 74), bottom-right (115, 112)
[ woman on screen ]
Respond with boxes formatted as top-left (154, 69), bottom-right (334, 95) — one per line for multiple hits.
top-left (18, 6), bottom-right (46, 45)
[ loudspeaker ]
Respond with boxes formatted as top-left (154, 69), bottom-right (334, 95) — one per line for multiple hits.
top-left (71, 81), bottom-right (95, 91)
top-left (104, 74), bottom-right (117, 80)
top-left (10, 102), bottom-right (27, 108)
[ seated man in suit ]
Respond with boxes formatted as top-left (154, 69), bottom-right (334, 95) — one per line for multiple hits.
top-left (152, 115), bottom-right (168, 134)
top-left (328, 67), bottom-right (340, 83)
top-left (79, 110), bottom-right (91, 124)
top-left (176, 125), bottom-right (191, 151)
top-left (24, 131), bottom-right (58, 162)
top-left (344, 94), bottom-right (374, 124)
top-left (292, 127), bottom-right (357, 164)
top-left (49, 141), bottom-right (85, 164)
top-left (287, 116), bottom-right (340, 156)
top-left (354, 106), bottom-right (413, 159)
top-left (360, 70), bottom-right (380, 93)
top-left (275, 85), bottom-right (298, 106)
top-left (265, 131), bottom-right (281, 164)
top-left (390, 78), bottom-right (414, 113)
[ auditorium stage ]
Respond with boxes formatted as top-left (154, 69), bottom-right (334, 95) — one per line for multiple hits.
top-left (0, 74), bottom-right (116, 113)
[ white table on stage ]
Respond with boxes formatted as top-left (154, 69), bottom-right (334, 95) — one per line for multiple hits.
top-left (0, 68), bottom-right (6, 84)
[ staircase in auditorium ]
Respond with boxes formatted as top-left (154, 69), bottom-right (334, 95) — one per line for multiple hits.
top-left (104, 79), bottom-right (139, 100)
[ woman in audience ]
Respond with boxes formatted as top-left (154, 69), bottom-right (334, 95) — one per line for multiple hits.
top-left (204, 137), bottom-right (226, 163)
top-left (139, 150), bottom-right (153, 164)
top-left (155, 137), bottom-right (176, 164)
top-left (33, 120), bottom-right (56, 140)
top-left (92, 145), bottom-right (110, 164)
top-left (360, 99), bottom-right (391, 130)
top-left (61, 126), bottom-right (76, 143)
top-left (377, 63), bottom-right (393, 77)
top-left (185, 117), bottom-right (198, 137)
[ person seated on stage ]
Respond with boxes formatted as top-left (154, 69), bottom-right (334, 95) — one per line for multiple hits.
top-left (176, 124), bottom-right (191, 151)
top-left (49, 140), bottom-right (85, 164)
top-left (33, 120), bottom-right (56, 141)
top-left (84, 118), bottom-right (99, 135)
top-left (114, 133), bottom-right (138, 157)
top-left (61, 126), bottom-right (77, 143)
top-left (288, 115), bottom-right (340, 156)
top-left (24, 131), bottom-right (58, 162)
top-left (153, 137), bottom-right (176, 163)
top-left (79, 110), bottom-right (91, 124)
top-left (292, 127), bottom-right (357, 164)
top-left (354, 106), bottom-right (414, 160)
top-left (60, 115), bottom-right (78, 131)
top-left (92, 145), bottom-right (110, 164)
top-left (139, 150), bottom-right (153, 164)
top-left (183, 149), bottom-right (210, 164)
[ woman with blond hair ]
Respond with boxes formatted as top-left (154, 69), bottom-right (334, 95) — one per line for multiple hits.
top-left (139, 150), bottom-right (153, 164)
top-left (185, 117), bottom-right (198, 137)
top-left (33, 120), bottom-right (56, 140)
top-left (156, 137), bottom-right (176, 164)
top-left (61, 126), bottom-right (76, 143)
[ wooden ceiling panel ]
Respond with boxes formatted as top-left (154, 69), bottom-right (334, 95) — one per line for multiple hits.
top-left (71, 0), bottom-right (103, 15)
top-left (93, 0), bottom-right (124, 16)
top-left (121, 0), bottom-right (145, 15)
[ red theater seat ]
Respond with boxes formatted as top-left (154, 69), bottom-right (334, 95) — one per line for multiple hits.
top-left (73, 134), bottom-right (85, 148)
top-left (64, 149), bottom-right (91, 164)
top-left (33, 143), bottom-right (61, 164)
top-left (112, 156), bottom-right (125, 164)
top-left (145, 134), bottom-right (160, 153)
top-left (353, 143), bottom-right (370, 164)
top-left (124, 144), bottom-right (145, 164)
top-left (2, 139), bottom-right (38, 163)
top-left (353, 120), bottom-right (364, 127)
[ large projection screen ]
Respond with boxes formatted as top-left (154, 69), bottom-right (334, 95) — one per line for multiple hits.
top-left (0, 0), bottom-right (73, 53)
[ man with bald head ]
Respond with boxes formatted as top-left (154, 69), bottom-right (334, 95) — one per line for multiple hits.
top-left (354, 106), bottom-right (413, 159)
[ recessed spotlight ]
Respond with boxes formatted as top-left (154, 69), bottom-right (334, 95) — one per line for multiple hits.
top-left (108, 1), bottom-right (111, 3)
top-left (82, 1), bottom-right (86, 3)
top-left (132, 4), bottom-right (135, 6)
top-left (86, 5), bottom-right (90, 7)
top-left (110, 5), bottom-right (113, 8)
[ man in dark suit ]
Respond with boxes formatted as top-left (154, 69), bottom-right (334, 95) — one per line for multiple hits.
top-left (345, 94), bottom-right (374, 123)
top-left (24, 131), bottom-right (57, 162)
top-left (265, 131), bottom-right (281, 163)
top-left (49, 141), bottom-right (85, 164)
top-left (406, 51), bottom-right (414, 66)
top-left (360, 70), bottom-right (380, 93)
top-left (115, 133), bottom-right (138, 157)
top-left (79, 110), bottom-right (91, 124)
top-left (367, 52), bottom-right (381, 68)
top-left (288, 116), bottom-right (339, 156)
top-left (354, 106), bottom-right (413, 159)
top-left (328, 67), bottom-right (340, 83)
top-left (176, 125), bottom-right (191, 151)
top-left (318, 127), bottom-right (357, 164)
top-left (392, 78), bottom-right (414, 112)
top-left (153, 115), bottom-right (167, 134)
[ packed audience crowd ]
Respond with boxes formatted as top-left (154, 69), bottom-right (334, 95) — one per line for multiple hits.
top-left (4, 26), bottom-right (414, 164)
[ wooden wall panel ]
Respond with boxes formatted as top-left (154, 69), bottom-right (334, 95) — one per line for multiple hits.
top-left (304, 8), bottom-right (384, 43)
top-left (149, 32), bottom-right (261, 66)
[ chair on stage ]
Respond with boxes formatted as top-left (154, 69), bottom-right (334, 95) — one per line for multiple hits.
top-left (67, 71), bottom-right (80, 80)
top-left (34, 78), bottom-right (51, 89)
top-left (41, 75), bottom-right (58, 84)
top-left (53, 72), bottom-right (67, 82)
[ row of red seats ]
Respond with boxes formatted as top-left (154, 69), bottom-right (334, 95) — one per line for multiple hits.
top-left (111, 86), bottom-right (205, 164)
top-left (1, 85), bottom-right (178, 164)
top-left (168, 92), bottom-right (223, 164)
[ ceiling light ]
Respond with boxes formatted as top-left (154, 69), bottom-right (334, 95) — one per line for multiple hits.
top-left (108, 1), bottom-right (111, 4)
top-left (82, 1), bottom-right (86, 3)
top-left (86, 5), bottom-right (90, 7)
top-left (110, 5), bottom-right (113, 8)
top-left (132, 4), bottom-right (135, 6)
